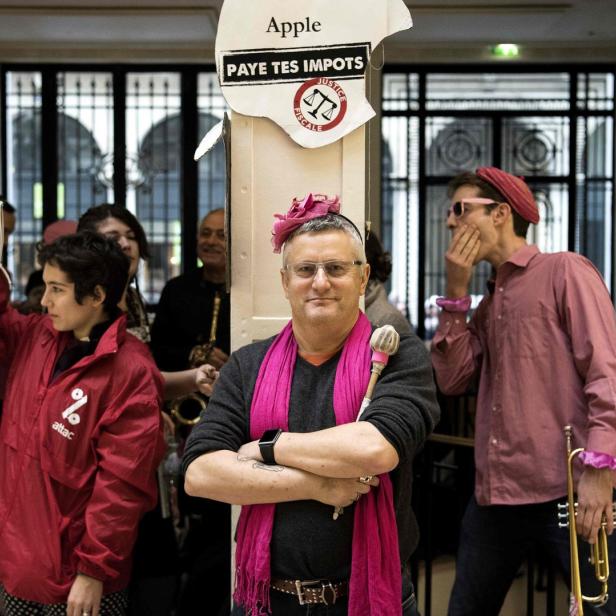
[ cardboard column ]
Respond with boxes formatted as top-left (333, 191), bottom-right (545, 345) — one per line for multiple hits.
top-left (230, 114), bottom-right (365, 346)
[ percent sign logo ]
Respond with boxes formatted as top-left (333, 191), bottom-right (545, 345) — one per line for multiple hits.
top-left (61, 388), bottom-right (89, 426)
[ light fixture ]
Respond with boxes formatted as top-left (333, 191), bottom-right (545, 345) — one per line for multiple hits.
top-left (491, 43), bottom-right (520, 59)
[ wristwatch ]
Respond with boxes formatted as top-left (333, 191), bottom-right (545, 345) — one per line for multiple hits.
top-left (259, 429), bottom-right (283, 465)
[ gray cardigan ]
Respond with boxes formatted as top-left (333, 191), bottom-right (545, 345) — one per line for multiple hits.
top-left (183, 330), bottom-right (439, 579)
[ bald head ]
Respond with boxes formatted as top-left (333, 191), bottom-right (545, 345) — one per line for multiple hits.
top-left (197, 209), bottom-right (226, 282)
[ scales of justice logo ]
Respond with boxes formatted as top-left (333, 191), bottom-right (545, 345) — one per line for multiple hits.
top-left (293, 77), bottom-right (348, 132)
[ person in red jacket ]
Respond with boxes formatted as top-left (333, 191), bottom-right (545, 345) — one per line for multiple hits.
top-left (0, 229), bottom-right (165, 616)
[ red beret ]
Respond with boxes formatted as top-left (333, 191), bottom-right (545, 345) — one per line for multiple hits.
top-left (43, 220), bottom-right (78, 245)
top-left (476, 167), bottom-right (540, 224)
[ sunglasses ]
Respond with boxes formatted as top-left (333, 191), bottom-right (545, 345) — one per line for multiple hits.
top-left (447, 198), bottom-right (499, 219)
top-left (285, 260), bottom-right (363, 279)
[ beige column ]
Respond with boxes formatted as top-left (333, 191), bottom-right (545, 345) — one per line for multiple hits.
top-left (229, 112), bottom-right (366, 348)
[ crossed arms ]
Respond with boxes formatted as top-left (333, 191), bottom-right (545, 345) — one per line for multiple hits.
top-left (184, 423), bottom-right (389, 509)
top-left (184, 334), bottom-right (439, 509)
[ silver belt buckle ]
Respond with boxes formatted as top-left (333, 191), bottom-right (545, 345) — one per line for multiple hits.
top-left (320, 581), bottom-right (336, 605)
top-left (294, 580), bottom-right (310, 605)
top-left (294, 579), bottom-right (336, 605)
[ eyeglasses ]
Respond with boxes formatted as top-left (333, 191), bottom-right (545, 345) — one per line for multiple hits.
top-left (285, 260), bottom-right (364, 279)
top-left (447, 198), bottom-right (499, 219)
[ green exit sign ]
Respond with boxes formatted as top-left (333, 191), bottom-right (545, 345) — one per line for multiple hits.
top-left (492, 44), bottom-right (520, 59)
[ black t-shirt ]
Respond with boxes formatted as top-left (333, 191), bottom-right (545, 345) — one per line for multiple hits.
top-left (182, 330), bottom-right (439, 580)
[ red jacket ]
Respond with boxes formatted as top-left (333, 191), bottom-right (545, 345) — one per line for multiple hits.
top-left (0, 277), bottom-right (165, 604)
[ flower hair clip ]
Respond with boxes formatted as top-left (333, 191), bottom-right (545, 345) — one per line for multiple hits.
top-left (271, 193), bottom-right (341, 253)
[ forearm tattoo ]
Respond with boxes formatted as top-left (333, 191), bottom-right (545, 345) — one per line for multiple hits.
top-left (237, 454), bottom-right (284, 472)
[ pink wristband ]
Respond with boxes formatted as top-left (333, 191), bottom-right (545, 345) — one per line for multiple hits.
top-left (436, 295), bottom-right (471, 313)
top-left (579, 451), bottom-right (616, 470)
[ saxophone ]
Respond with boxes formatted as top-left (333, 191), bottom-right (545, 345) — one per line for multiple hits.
top-left (169, 291), bottom-right (222, 426)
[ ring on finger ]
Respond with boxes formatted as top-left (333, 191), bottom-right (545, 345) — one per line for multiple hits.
top-left (359, 475), bottom-right (373, 484)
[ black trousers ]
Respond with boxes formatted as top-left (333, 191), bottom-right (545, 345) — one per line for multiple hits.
top-left (176, 497), bottom-right (231, 616)
top-left (448, 495), bottom-right (616, 616)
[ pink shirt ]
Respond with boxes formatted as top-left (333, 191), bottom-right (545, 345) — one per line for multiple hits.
top-left (431, 245), bottom-right (616, 505)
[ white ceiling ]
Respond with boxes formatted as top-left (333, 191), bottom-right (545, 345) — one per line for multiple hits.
top-left (0, 0), bottom-right (614, 63)
top-left (387, 0), bottom-right (616, 61)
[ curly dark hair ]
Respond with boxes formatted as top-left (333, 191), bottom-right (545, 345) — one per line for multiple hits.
top-left (38, 231), bottom-right (130, 314)
top-left (77, 203), bottom-right (151, 261)
top-left (365, 230), bottom-right (392, 283)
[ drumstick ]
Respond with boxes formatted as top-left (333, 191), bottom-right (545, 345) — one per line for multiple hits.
top-left (357, 325), bottom-right (400, 420)
top-left (332, 325), bottom-right (400, 520)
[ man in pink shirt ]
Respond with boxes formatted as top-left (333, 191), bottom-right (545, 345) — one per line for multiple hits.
top-left (431, 167), bottom-right (616, 615)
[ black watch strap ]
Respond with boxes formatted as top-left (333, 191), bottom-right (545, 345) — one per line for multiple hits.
top-left (259, 429), bottom-right (283, 465)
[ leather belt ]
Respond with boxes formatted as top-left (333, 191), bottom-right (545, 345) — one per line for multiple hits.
top-left (270, 578), bottom-right (348, 605)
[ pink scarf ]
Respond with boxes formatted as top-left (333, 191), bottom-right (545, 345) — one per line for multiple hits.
top-left (234, 312), bottom-right (401, 615)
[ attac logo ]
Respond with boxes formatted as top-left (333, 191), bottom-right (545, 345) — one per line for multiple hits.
top-left (293, 77), bottom-right (347, 132)
top-left (51, 387), bottom-right (89, 440)
top-left (52, 421), bottom-right (74, 440)
top-left (61, 388), bottom-right (88, 426)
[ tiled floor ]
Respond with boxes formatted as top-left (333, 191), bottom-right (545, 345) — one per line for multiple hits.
top-left (416, 556), bottom-right (569, 615)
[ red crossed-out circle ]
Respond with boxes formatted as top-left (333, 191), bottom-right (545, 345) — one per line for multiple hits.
top-left (293, 77), bottom-right (348, 132)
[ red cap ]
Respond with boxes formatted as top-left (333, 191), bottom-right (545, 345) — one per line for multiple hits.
top-left (475, 167), bottom-right (540, 224)
top-left (43, 220), bottom-right (78, 245)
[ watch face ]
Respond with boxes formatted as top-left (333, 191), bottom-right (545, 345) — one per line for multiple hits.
top-left (260, 429), bottom-right (281, 445)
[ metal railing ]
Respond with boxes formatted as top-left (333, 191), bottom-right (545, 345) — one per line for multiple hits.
top-left (412, 397), bottom-right (558, 616)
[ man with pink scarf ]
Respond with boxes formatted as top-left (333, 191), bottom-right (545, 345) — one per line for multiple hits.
top-left (182, 194), bottom-right (439, 616)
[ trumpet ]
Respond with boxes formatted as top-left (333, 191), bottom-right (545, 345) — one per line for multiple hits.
top-left (169, 291), bottom-right (222, 426)
top-left (557, 425), bottom-right (615, 615)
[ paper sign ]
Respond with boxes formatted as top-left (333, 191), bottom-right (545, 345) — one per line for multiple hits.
top-left (214, 0), bottom-right (412, 148)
